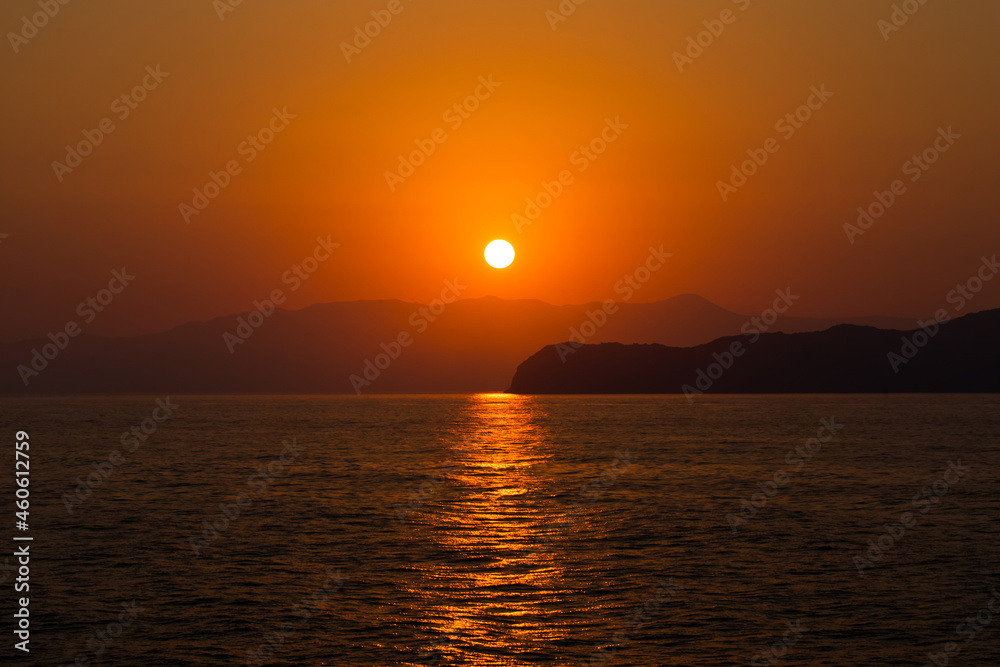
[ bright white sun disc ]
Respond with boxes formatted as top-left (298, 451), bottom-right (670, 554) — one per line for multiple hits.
top-left (484, 239), bottom-right (515, 268)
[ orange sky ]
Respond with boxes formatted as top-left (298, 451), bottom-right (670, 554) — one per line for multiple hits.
top-left (2, 0), bottom-right (999, 341)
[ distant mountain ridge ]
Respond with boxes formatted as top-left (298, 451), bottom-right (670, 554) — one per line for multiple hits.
top-left (1, 294), bottom-right (917, 394)
top-left (506, 308), bottom-right (1000, 395)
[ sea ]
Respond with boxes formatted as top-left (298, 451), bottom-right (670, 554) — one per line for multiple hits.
top-left (2, 394), bottom-right (999, 666)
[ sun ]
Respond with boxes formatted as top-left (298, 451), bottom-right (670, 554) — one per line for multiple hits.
top-left (484, 239), bottom-right (515, 269)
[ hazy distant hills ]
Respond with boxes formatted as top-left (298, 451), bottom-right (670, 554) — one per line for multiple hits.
top-left (1, 294), bottom-right (917, 394)
top-left (507, 308), bottom-right (1000, 395)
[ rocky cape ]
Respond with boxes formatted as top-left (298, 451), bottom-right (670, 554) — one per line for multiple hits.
top-left (506, 308), bottom-right (1000, 395)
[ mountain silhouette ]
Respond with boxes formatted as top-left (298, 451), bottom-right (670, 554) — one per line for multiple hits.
top-left (1, 295), bottom-right (916, 394)
top-left (506, 308), bottom-right (1000, 395)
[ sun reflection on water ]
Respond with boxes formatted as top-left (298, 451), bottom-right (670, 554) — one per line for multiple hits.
top-left (408, 393), bottom-right (575, 665)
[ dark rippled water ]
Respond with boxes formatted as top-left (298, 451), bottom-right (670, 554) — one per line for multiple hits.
top-left (3, 394), bottom-right (999, 665)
